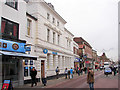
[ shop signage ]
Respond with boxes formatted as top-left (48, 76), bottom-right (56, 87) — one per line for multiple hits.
top-left (0, 39), bottom-right (26, 53)
top-left (2, 80), bottom-right (11, 90)
top-left (43, 49), bottom-right (48, 54)
top-left (52, 52), bottom-right (57, 55)
top-left (25, 46), bottom-right (31, 51)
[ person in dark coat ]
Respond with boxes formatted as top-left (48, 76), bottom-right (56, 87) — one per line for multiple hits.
top-left (41, 76), bottom-right (47, 86)
top-left (30, 67), bottom-right (37, 87)
top-left (87, 68), bottom-right (94, 90)
top-left (113, 67), bottom-right (117, 76)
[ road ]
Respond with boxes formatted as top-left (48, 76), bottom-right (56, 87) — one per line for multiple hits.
top-left (46, 71), bottom-right (118, 88)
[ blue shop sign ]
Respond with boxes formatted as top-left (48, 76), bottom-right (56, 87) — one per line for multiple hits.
top-left (25, 46), bottom-right (31, 51)
top-left (0, 39), bottom-right (26, 53)
top-left (43, 49), bottom-right (48, 54)
top-left (52, 52), bottom-right (57, 55)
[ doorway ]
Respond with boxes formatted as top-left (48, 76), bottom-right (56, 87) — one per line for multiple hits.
top-left (41, 60), bottom-right (45, 78)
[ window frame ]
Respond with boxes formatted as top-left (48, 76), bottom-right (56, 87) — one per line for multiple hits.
top-left (47, 29), bottom-right (50, 42)
top-left (6, 0), bottom-right (18, 10)
top-left (47, 13), bottom-right (50, 20)
top-left (1, 17), bottom-right (19, 39)
top-left (53, 32), bottom-right (55, 44)
top-left (27, 19), bottom-right (32, 36)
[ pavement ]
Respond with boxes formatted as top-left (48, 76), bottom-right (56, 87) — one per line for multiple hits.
top-left (15, 70), bottom-right (119, 89)
top-left (16, 70), bottom-right (102, 89)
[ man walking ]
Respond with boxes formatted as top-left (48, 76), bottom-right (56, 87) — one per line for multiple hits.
top-left (55, 66), bottom-right (60, 79)
top-left (87, 68), bottom-right (94, 90)
top-left (70, 67), bottom-right (73, 79)
top-left (30, 67), bottom-right (37, 87)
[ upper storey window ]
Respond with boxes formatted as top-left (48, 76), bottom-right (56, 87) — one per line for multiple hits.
top-left (1, 18), bottom-right (19, 39)
top-left (27, 19), bottom-right (31, 36)
top-left (47, 13), bottom-right (50, 20)
top-left (6, 0), bottom-right (18, 10)
top-left (52, 17), bottom-right (55, 23)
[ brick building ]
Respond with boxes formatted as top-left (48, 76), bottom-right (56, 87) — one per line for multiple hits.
top-left (73, 37), bottom-right (93, 68)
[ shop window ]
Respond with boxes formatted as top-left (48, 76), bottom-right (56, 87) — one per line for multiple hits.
top-left (30, 60), bottom-right (33, 65)
top-left (1, 18), bottom-right (19, 40)
top-left (6, 0), bottom-right (18, 10)
top-left (25, 60), bottom-right (28, 65)
top-left (2, 59), bottom-right (19, 81)
top-left (24, 67), bottom-right (28, 76)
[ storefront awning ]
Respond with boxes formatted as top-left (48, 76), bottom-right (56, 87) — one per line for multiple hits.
top-left (0, 51), bottom-right (37, 60)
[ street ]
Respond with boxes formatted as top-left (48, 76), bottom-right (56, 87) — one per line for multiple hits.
top-left (45, 71), bottom-right (118, 88)
top-left (16, 70), bottom-right (119, 89)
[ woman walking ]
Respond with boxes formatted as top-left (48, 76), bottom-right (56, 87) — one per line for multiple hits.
top-left (87, 68), bottom-right (94, 90)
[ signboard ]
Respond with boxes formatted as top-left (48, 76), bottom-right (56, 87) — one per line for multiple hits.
top-left (25, 46), bottom-right (31, 51)
top-left (43, 49), bottom-right (48, 54)
top-left (0, 39), bottom-right (26, 53)
top-left (52, 52), bottom-right (57, 55)
top-left (2, 80), bottom-right (10, 90)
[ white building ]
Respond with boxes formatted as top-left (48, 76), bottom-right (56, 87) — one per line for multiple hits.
top-left (26, 0), bottom-right (75, 79)
top-left (0, 0), bottom-right (37, 88)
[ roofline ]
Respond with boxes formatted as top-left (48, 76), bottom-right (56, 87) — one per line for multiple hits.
top-left (74, 37), bottom-right (92, 48)
top-left (64, 28), bottom-right (74, 37)
top-left (43, 1), bottom-right (67, 24)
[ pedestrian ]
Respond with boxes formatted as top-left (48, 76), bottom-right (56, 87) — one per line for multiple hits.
top-left (87, 68), bottom-right (94, 90)
top-left (81, 67), bottom-right (83, 75)
top-left (113, 67), bottom-right (116, 76)
top-left (64, 68), bottom-right (68, 79)
top-left (30, 67), bottom-right (37, 87)
top-left (78, 67), bottom-right (80, 76)
top-left (41, 76), bottom-right (47, 86)
top-left (70, 67), bottom-right (73, 79)
top-left (84, 67), bottom-right (87, 74)
top-left (55, 66), bottom-right (60, 79)
top-left (68, 70), bottom-right (70, 79)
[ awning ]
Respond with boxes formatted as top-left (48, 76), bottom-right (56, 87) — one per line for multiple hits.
top-left (0, 51), bottom-right (37, 60)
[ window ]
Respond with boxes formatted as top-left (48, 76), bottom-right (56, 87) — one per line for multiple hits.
top-left (57, 21), bottom-right (59, 26)
top-left (52, 17), bottom-right (55, 23)
top-left (47, 29), bottom-right (50, 42)
top-left (27, 19), bottom-right (31, 36)
top-left (47, 13), bottom-right (50, 20)
top-left (1, 18), bottom-right (19, 39)
top-left (6, 0), bottom-right (18, 10)
top-left (53, 32), bottom-right (55, 44)
top-left (58, 34), bottom-right (60, 45)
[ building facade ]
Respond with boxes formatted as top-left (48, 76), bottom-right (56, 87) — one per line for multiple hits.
top-left (26, 1), bottom-right (74, 79)
top-left (74, 37), bottom-right (93, 68)
top-left (73, 41), bottom-right (79, 69)
top-left (0, 0), bottom-right (37, 88)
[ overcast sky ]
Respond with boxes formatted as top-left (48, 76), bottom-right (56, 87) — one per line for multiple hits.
top-left (45, 0), bottom-right (119, 61)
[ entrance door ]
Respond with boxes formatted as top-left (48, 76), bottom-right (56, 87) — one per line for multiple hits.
top-left (41, 60), bottom-right (45, 78)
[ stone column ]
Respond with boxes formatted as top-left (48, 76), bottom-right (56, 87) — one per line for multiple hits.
top-left (60, 55), bottom-right (62, 69)
top-left (63, 56), bottom-right (65, 69)
top-left (49, 54), bottom-right (53, 69)
top-left (55, 55), bottom-right (58, 68)
top-left (18, 59), bottom-right (24, 86)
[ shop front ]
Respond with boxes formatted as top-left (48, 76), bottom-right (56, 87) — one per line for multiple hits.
top-left (0, 39), bottom-right (37, 88)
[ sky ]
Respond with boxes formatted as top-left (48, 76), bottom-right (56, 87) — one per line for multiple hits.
top-left (45, 0), bottom-right (119, 62)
